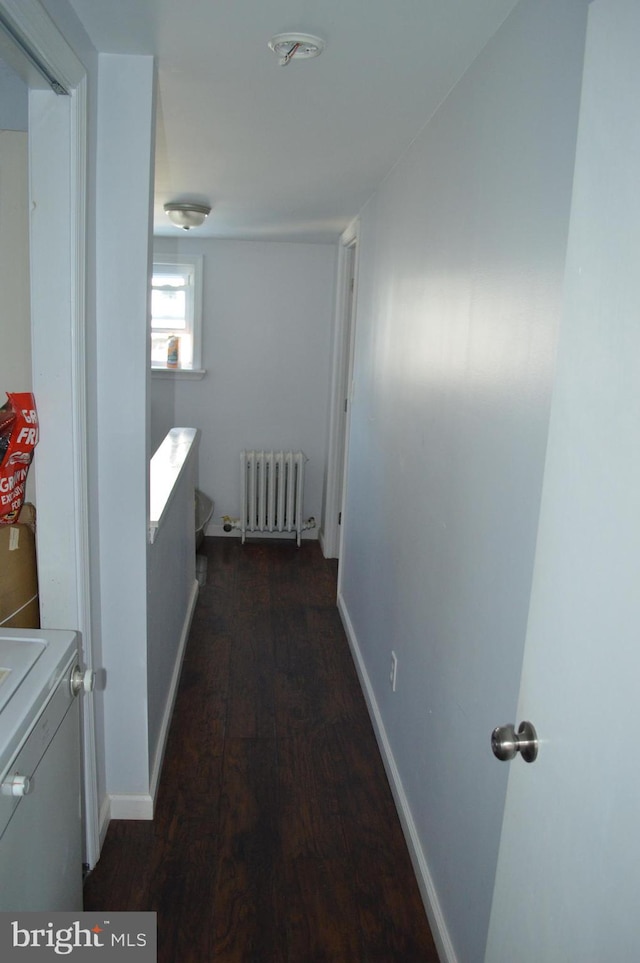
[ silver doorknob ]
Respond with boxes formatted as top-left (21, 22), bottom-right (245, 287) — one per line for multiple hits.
top-left (491, 721), bottom-right (538, 763)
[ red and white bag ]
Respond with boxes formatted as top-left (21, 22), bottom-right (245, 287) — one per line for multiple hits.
top-left (0, 392), bottom-right (38, 525)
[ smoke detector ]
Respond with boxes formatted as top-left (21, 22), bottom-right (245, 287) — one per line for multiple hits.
top-left (268, 33), bottom-right (325, 66)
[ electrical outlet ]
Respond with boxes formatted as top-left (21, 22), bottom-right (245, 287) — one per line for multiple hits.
top-left (390, 651), bottom-right (398, 692)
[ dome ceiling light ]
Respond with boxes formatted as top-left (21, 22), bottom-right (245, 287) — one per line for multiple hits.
top-left (268, 33), bottom-right (325, 66)
top-left (164, 202), bottom-right (211, 230)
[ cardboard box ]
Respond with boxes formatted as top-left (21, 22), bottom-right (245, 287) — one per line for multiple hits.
top-left (0, 503), bottom-right (40, 628)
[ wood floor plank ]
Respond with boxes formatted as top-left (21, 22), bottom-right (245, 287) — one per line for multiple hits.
top-left (84, 537), bottom-right (439, 962)
top-left (278, 731), bottom-right (349, 862)
top-left (212, 736), bottom-right (284, 963)
top-left (283, 856), bottom-right (364, 963)
top-left (225, 609), bottom-right (276, 739)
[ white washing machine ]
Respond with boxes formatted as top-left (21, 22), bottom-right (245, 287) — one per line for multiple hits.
top-left (0, 628), bottom-right (90, 911)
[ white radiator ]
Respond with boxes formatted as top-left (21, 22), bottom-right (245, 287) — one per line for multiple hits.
top-left (240, 449), bottom-right (308, 546)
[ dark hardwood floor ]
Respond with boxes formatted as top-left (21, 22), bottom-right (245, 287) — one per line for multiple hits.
top-left (84, 537), bottom-right (439, 962)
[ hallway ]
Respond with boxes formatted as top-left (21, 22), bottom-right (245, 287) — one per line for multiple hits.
top-left (84, 538), bottom-right (438, 961)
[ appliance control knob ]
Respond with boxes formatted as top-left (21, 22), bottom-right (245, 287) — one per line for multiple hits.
top-left (1, 773), bottom-right (33, 797)
top-left (70, 665), bottom-right (95, 697)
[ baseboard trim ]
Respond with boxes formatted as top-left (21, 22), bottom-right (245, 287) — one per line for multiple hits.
top-left (98, 793), bottom-right (111, 849)
top-left (337, 590), bottom-right (458, 963)
top-left (102, 580), bottom-right (199, 829)
top-left (318, 527), bottom-right (334, 559)
top-left (108, 793), bottom-right (154, 820)
top-left (208, 524), bottom-right (318, 541)
top-left (148, 578), bottom-right (199, 809)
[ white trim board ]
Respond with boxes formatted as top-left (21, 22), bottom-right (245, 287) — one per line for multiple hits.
top-left (322, 220), bottom-right (359, 559)
top-left (0, 0), bottom-right (84, 90)
top-left (108, 579), bottom-right (199, 822)
top-left (98, 793), bottom-right (111, 851)
top-left (337, 589), bottom-right (458, 963)
top-left (207, 524), bottom-right (318, 542)
top-left (108, 794), bottom-right (154, 822)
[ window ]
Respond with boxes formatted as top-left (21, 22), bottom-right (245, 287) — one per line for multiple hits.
top-left (151, 255), bottom-right (203, 372)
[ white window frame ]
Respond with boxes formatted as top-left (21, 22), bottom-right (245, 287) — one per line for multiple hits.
top-left (150, 254), bottom-right (204, 376)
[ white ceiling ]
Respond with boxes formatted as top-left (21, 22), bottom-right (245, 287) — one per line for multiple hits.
top-left (66, 0), bottom-right (517, 242)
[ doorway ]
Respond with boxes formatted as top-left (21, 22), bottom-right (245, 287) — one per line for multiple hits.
top-left (0, 1), bottom-right (99, 867)
top-left (322, 223), bottom-right (359, 560)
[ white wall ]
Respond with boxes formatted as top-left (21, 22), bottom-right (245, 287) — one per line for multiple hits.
top-left (338, 1), bottom-right (588, 960)
top-left (0, 130), bottom-right (31, 394)
top-left (0, 117), bottom-right (35, 503)
top-left (0, 129), bottom-right (37, 507)
top-left (0, 61), bottom-right (27, 131)
top-left (95, 53), bottom-right (155, 799)
top-left (151, 237), bottom-right (336, 532)
top-left (0, 65), bottom-right (29, 396)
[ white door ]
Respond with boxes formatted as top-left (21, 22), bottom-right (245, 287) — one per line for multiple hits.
top-left (486, 2), bottom-right (640, 960)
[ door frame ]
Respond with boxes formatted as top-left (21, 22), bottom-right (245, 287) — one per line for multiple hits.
top-left (322, 219), bottom-right (359, 559)
top-left (0, 0), bottom-right (99, 867)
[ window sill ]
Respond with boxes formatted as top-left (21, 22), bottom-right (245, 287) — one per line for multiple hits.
top-left (151, 367), bottom-right (206, 381)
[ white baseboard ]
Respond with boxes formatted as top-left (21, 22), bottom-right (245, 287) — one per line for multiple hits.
top-left (108, 793), bottom-right (154, 820)
top-left (98, 793), bottom-right (111, 848)
top-left (148, 578), bottom-right (199, 807)
top-left (337, 590), bottom-right (458, 963)
top-left (103, 580), bottom-right (199, 829)
top-left (208, 523), bottom-right (318, 541)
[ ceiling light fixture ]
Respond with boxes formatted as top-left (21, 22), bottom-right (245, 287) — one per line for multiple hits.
top-left (164, 202), bottom-right (211, 231)
top-left (268, 33), bottom-right (325, 66)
